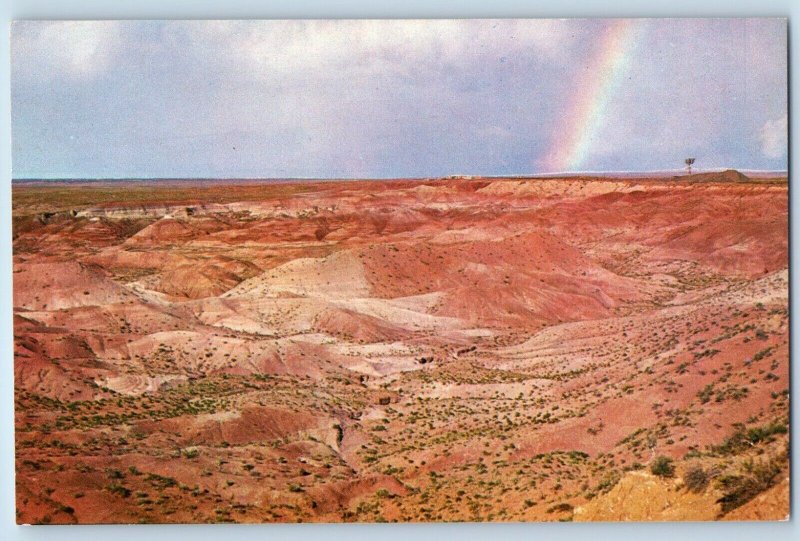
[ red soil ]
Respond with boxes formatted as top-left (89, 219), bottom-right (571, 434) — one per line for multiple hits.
top-left (13, 172), bottom-right (789, 523)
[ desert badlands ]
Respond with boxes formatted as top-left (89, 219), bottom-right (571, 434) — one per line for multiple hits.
top-left (13, 171), bottom-right (788, 523)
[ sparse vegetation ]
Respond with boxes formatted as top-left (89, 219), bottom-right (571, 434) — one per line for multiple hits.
top-left (650, 456), bottom-right (675, 478)
top-left (683, 465), bottom-right (711, 492)
top-left (716, 454), bottom-right (786, 514)
top-left (12, 176), bottom-right (789, 523)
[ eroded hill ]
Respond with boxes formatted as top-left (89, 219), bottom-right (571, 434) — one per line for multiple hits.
top-left (13, 174), bottom-right (789, 523)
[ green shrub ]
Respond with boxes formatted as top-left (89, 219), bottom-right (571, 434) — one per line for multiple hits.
top-left (697, 384), bottom-right (714, 404)
top-left (716, 457), bottom-right (783, 514)
top-left (683, 465), bottom-right (709, 492)
top-left (107, 483), bottom-right (131, 498)
top-left (650, 456), bottom-right (675, 478)
top-left (712, 422), bottom-right (787, 455)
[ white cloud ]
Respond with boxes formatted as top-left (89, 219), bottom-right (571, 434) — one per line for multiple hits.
top-left (166, 19), bottom-right (576, 80)
top-left (760, 114), bottom-right (787, 158)
top-left (13, 21), bottom-right (122, 78)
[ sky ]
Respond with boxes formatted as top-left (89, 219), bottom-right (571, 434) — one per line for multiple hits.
top-left (11, 19), bottom-right (788, 179)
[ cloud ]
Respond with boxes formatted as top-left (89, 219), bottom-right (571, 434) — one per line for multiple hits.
top-left (13, 21), bottom-right (122, 79)
top-left (760, 114), bottom-right (788, 159)
top-left (10, 19), bottom-right (789, 178)
top-left (578, 19), bottom-right (787, 171)
top-left (162, 19), bottom-right (579, 84)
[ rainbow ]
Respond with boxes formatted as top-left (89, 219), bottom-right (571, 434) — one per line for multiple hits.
top-left (544, 20), bottom-right (644, 172)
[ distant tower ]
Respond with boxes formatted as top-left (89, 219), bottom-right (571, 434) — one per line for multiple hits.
top-left (684, 158), bottom-right (696, 175)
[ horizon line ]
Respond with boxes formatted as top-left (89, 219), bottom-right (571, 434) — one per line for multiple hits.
top-left (11, 167), bottom-right (790, 183)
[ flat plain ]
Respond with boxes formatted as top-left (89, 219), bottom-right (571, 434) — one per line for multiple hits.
top-left (13, 171), bottom-right (789, 523)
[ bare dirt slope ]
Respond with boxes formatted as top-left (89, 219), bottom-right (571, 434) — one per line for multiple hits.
top-left (13, 173), bottom-right (788, 523)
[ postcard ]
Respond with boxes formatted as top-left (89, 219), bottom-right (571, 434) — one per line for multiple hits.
top-left (11, 19), bottom-right (788, 523)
